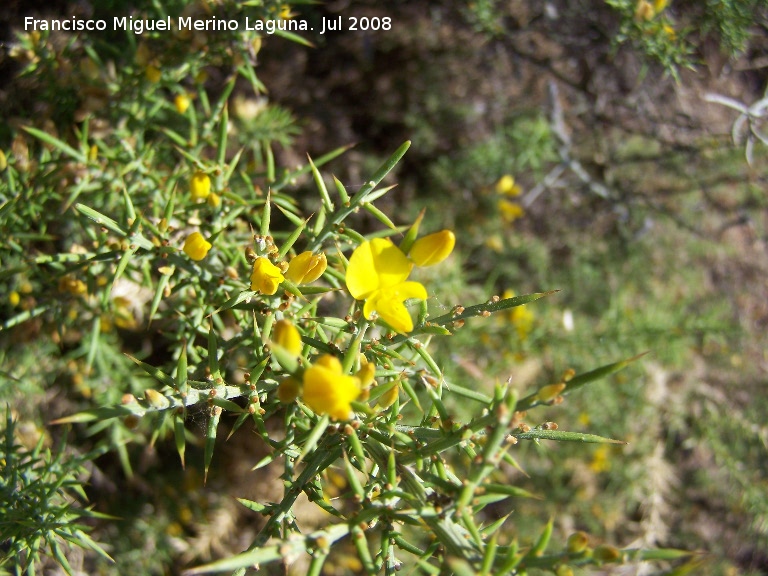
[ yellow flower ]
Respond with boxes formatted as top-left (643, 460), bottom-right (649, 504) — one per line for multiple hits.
top-left (511, 305), bottom-right (534, 340)
top-left (498, 199), bottom-right (524, 223)
top-left (9, 291), bottom-right (20, 307)
top-left (58, 276), bottom-right (87, 296)
top-left (183, 232), bottom-right (212, 261)
top-left (250, 257), bottom-right (284, 295)
top-left (190, 171), bottom-right (211, 201)
top-left (409, 230), bottom-right (455, 267)
top-left (590, 445), bottom-right (612, 473)
top-left (634, 0), bottom-right (655, 21)
top-left (495, 174), bottom-right (522, 196)
top-left (285, 251), bottom-right (327, 284)
top-left (653, 0), bottom-right (668, 13)
top-left (207, 192), bottom-right (221, 208)
top-left (346, 238), bottom-right (427, 333)
top-left (302, 355), bottom-right (361, 420)
top-left (272, 319), bottom-right (302, 356)
top-left (174, 93), bottom-right (191, 114)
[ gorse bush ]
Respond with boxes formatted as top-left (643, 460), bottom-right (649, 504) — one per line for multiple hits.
top-left (11, 0), bottom-right (766, 573)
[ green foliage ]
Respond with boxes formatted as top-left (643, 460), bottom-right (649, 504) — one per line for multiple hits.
top-left (0, 409), bottom-right (112, 574)
top-left (698, 0), bottom-right (767, 54)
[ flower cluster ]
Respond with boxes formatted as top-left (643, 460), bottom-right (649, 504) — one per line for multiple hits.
top-left (346, 230), bottom-right (455, 333)
top-left (250, 251), bottom-right (327, 295)
top-left (495, 175), bottom-right (525, 224)
top-left (272, 320), bottom-right (363, 420)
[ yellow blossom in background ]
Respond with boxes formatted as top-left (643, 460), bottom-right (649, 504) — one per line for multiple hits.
top-left (663, 24), bottom-right (676, 39)
top-left (272, 319), bottom-right (303, 356)
top-left (498, 199), bottom-right (525, 223)
top-left (409, 230), bottom-right (455, 267)
top-left (346, 238), bottom-right (427, 333)
top-left (634, 0), bottom-right (655, 21)
top-left (250, 257), bottom-right (284, 295)
top-left (9, 291), bottom-right (20, 307)
top-left (145, 65), bottom-right (161, 82)
top-left (511, 305), bottom-right (535, 340)
top-left (302, 355), bottom-right (361, 420)
top-left (279, 5), bottom-right (294, 19)
top-left (589, 444), bottom-right (612, 473)
top-left (190, 171), bottom-right (211, 201)
top-left (277, 377), bottom-right (301, 404)
top-left (174, 93), bottom-right (191, 114)
top-left (355, 359), bottom-right (376, 389)
top-left (205, 192), bottom-right (221, 209)
top-left (285, 251), bottom-right (327, 284)
top-left (495, 174), bottom-right (522, 196)
top-left (502, 289), bottom-right (534, 340)
top-left (653, 0), bottom-right (668, 13)
top-left (58, 276), bottom-right (87, 296)
top-left (183, 232), bottom-right (212, 261)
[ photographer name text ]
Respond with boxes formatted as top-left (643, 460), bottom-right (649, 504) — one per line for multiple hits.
top-left (24, 15), bottom-right (392, 35)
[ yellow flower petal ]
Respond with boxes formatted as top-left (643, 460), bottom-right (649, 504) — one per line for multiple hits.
top-left (346, 238), bottom-right (412, 300)
top-left (174, 93), bottom-right (191, 114)
top-left (272, 319), bottom-right (302, 356)
top-left (302, 355), bottom-right (361, 420)
top-left (183, 232), bottom-right (212, 261)
top-left (364, 281), bottom-right (428, 333)
top-left (498, 199), bottom-right (524, 223)
top-left (250, 257), bottom-right (284, 295)
top-left (409, 230), bottom-right (455, 267)
top-left (285, 251), bottom-right (327, 284)
top-left (495, 175), bottom-right (522, 196)
top-left (190, 171), bottom-right (211, 201)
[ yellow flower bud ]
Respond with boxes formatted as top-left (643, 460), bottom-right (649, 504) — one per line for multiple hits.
top-left (0, 149), bottom-right (7, 172)
top-left (250, 257), bottom-right (284, 295)
top-left (207, 192), bottom-right (221, 208)
top-left (285, 251), bottom-right (327, 284)
top-left (498, 199), bottom-right (525, 223)
top-left (9, 291), bottom-right (20, 307)
top-left (174, 93), bottom-right (191, 114)
top-left (537, 383), bottom-right (566, 403)
top-left (495, 174), bottom-right (522, 196)
top-left (634, 0), bottom-right (655, 21)
top-left (190, 171), bottom-right (211, 201)
top-left (409, 230), bottom-right (455, 267)
top-left (653, 0), bottom-right (668, 13)
top-left (144, 389), bottom-right (170, 409)
top-left (58, 276), bottom-right (87, 296)
top-left (277, 377), bottom-right (301, 404)
top-left (355, 360), bottom-right (376, 389)
top-left (377, 380), bottom-right (400, 409)
top-left (566, 531), bottom-right (589, 554)
top-left (272, 320), bottom-right (303, 356)
top-left (593, 544), bottom-right (622, 563)
top-left (183, 232), bottom-right (212, 261)
top-left (302, 355), bottom-right (361, 420)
